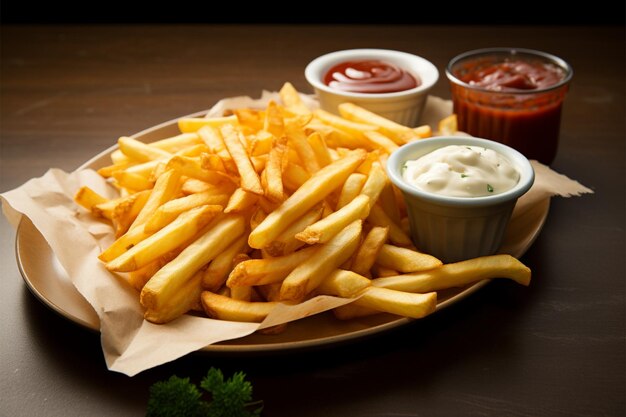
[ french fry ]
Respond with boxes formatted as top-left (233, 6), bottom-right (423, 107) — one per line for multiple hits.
top-left (413, 124), bottom-right (432, 138)
top-left (226, 245), bottom-right (318, 288)
top-left (264, 101), bottom-right (284, 137)
top-left (145, 270), bottom-right (205, 323)
top-left (359, 161), bottom-right (388, 206)
top-left (263, 136), bottom-right (286, 203)
top-left (377, 182), bottom-right (402, 224)
top-left (287, 123), bottom-right (320, 174)
top-left (265, 206), bottom-right (323, 256)
top-left (118, 136), bottom-right (172, 162)
top-left (248, 149), bottom-right (366, 249)
top-left (316, 269), bottom-right (371, 298)
top-left (280, 219), bottom-right (362, 302)
top-left (438, 114), bottom-right (457, 135)
top-left (129, 169), bottom-right (182, 230)
top-left (74, 186), bottom-right (109, 211)
top-left (306, 131), bottom-right (332, 167)
top-left (201, 291), bottom-right (278, 323)
top-left (140, 214), bottom-right (246, 316)
top-left (313, 109), bottom-right (377, 139)
top-left (224, 187), bottom-right (259, 214)
top-left (149, 132), bottom-right (202, 152)
top-left (363, 130), bottom-right (399, 154)
top-left (376, 244), bottom-right (442, 273)
top-left (106, 205), bottom-right (221, 272)
top-left (368, 204), bottom-right (413, 247)
top-left (112, 171), bottom-right (154, 191)
top-left (282, 162), bottom-right (310, 191)
top-left (338, 102), bottom-right (420, 144)
top-left (372, 254), bottom-right (531, 292)
top-left (220, 124), bottom-right (264, 195)
top-left (166, 155), bottom-right (227, 184)
top-left (295, 194), bottom-right (370, 244)
top-left (177, 115), bottom-right (238, 133)
top-left (335, 288), bottom-right (437, 319)
top-left (111, 190), bottom-right (151, 237)
top-left (350, 226), bottom-right (389, 276)
top-left (144, 192), bottom-right (228, 233)
top-left (279, 82), bottom-right (311, 115)
top-left (203, 234), bottom-right (249, 291)
top-left (336, 173), bottom-right (367, 209)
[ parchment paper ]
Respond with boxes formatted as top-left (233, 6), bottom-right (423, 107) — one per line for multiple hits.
top-left (1, 93), bottom-right (593, 376)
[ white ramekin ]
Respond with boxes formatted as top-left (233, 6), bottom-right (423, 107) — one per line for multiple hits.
top-left (305, 49), bottom-right (439, 127)
top-left (386, 136), bottom-right (535, 263)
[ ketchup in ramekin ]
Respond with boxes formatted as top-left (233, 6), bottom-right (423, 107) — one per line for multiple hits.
top-left (446, 48), bottom-right (573, 164)
top-left (324, 60), bottom-right (421, 94)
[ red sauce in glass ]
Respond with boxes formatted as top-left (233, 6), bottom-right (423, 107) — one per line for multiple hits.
top-left (324, 60), bottom-right (420, 94)
top-left (451, 58), bottom-right (568, 164)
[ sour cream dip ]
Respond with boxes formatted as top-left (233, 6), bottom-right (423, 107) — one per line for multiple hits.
top-left (401, 145), bottom-right (520, 197)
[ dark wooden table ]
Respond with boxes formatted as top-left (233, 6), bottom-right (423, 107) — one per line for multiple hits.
top-left (1, 25), bottom-right (624, 417)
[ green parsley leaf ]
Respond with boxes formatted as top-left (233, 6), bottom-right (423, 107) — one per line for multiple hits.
top-left (487, 184), bottom-right (494, 192)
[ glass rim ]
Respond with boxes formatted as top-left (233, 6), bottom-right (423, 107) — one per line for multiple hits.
top-left (446, 47), bottom-right (573, 95)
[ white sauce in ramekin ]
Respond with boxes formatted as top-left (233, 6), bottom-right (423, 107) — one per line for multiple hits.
top-left (402, 145), bottom-right (520, 197)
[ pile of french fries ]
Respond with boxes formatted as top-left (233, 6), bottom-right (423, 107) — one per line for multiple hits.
top-left (75, 82), bottom-right (530, 328)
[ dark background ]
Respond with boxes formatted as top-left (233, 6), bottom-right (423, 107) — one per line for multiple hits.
top-left (1, 0), bottom-right (625, 25)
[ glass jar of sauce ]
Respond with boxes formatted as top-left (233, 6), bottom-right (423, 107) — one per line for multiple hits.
top-left (446, 48), bottom-right (573, 164)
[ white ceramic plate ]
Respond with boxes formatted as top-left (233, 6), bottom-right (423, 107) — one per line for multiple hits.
top-left (15, 110), bottom-right (550, 353)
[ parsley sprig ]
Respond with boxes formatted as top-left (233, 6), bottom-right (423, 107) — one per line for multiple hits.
top-left (146, 368), bottom-right (263, 417)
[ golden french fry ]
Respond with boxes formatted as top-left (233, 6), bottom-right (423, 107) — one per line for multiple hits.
top-left (111, 190), bottom-right (151, 237)
top-left (144, 192), bottom-right (227, 233)
top-left (263, 136), bottom-right (286, 203)
top-left (264, 101), bottom-right (284, 137)
top-left (313, 109), bottom-right (377, 139)
top-left (265, 206), bottom-right (323, 256)
top-left (74, 186), bottom-right (109, 211)
top-left (177, 115), bottom-right (237, 133)
top-left (224, 187), bottom-right (259, 214)
top-left (226, 245), bottom-right (318, 288)
top-left (372, 254), bottom-right (532, 292)
top-left (202, 234), bottom-right (249, 291)
top-left (378, 182), bottom-right (402, 224)
top-left (140, 214), bottom-right (246, 316)
top-left (413, 124), bottom-right (432, 138)
top-left (248, 149), bottom-right (366, 249)
top-left (144, 270), bottom-right (204, 323)
top-left (287, 125), bottom-right (320, 175)
top-left (363, 130), bottom-right (399, 154)
top-left (166, 155), bottom-right (227, 184)
top-left (280, 219), bottom-right (362, 302)
top-left (350, 226), bottom-right (390, 276)
top-left (279, 82), bottom-right (311, 115)
top-left (306, 131), bottom-right (332, 168)
top-left (220, 124), bottom-right (264, 195)
top-left (376, 244), bottom-right (442, 273)
top-left (201, 291), bottom-right (278, 323)
top-left (281, 162), bottom-right (310, 191)
top-left (337, 287), bottom-right (437, 319)
top-left (295, 194), bottom-right (370, 244)
top-left (106, 205), bottom-right (221, 272)
top-left (118, 136), bottom-right (172, 162)
top-left (149, 132), bottom-right (202, 152)
top-left (338, 102), bottom-right (420, 144)
top-left (368, 204), bottom-right (413, 247)
top-left (316, 269), bottom-right (371, 298)
top-left (129, 169), bottom-right (182, 230)
top-left (359, 161), bottom-right (388, 206)
top-left (112, 171), bottom-right (154, 191)
top-left (336, 173), bottom-right (367, 209)
top-left (438, 114), bottom-right (457, 135)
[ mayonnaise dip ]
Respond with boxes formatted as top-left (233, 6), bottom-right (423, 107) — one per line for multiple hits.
top-left (401, 145), bottom-right (520, 197)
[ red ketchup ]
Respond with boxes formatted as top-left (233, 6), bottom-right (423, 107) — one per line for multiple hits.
top-left (448, 54), bottom-right (571, 164)
top-left (324, 60), bottom-right (420, 94)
